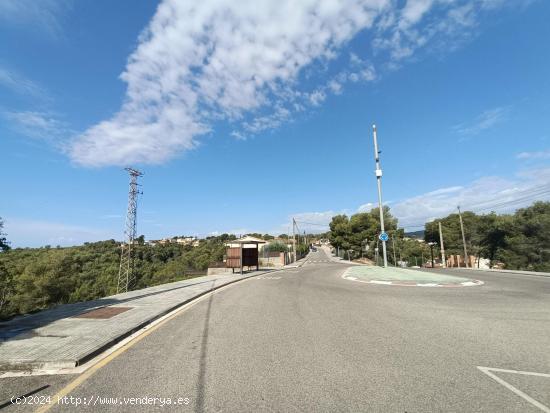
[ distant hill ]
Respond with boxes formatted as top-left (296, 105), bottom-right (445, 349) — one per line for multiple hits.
top-left (404, 230), bottom-right (424, 240)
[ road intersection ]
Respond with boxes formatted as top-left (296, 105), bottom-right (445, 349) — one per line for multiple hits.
top-left (2, 248), bottom-right (549, 412)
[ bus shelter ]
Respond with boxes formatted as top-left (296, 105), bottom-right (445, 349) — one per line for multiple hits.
top-left (225, 236), bottom-right (266, 274)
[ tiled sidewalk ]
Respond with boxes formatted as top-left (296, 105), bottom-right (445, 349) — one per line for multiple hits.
top-left (0, 271), bottom-right (269, 372)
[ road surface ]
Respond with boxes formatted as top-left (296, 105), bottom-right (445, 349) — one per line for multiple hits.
top-left (2, 248), bottom-right (550, 412)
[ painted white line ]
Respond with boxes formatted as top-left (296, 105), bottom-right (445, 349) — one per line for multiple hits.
top-left (418, 283), bottom-right (439, 287)
top-left (481, 366), bottom-right (550, 378)
top-left (370, 280), bottom-right (393, 285)
top-left (477, 366), bottom-right (550, 413)
top-left (346, 276), bottom-right (358, 280)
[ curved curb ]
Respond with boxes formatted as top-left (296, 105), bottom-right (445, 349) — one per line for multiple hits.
top-left (342, 270), bottom-right (484, 288)
top-left (0, 269), bottom-right (276, 375)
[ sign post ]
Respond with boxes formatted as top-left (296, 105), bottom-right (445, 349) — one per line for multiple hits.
top-left (372, 125), bottom-right (388, 267)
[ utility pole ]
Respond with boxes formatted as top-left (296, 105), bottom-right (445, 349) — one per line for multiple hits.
top-left (392, 234), bottom-right (397, 267)
top-left (372, 124), bottom-right (388, 267)
top-left (292, 218), bottom-right (296, 262)
top-left (117, 167), bottom-right (143, 293)
top-left (428, 242), bottom-right (436, 268)
top-left (457, 206), bottom-right (469, 268)
top-left (438, 221), bottom-right (446, 268)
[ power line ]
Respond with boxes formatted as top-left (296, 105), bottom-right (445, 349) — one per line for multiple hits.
top-left (294, 220), bottom-right (330, 227)
top-left (399, 187), bottom-right (550, 229)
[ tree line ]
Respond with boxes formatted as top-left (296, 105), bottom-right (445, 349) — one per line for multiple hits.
top-left (328, 201), bottom-right (550, 271)
top-left (424, 201), bottom-right (550, 271)
top-left (0, 222), bottom-right (233, 320)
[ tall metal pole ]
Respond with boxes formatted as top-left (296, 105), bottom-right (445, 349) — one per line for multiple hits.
top-left (292, 218), bottom-right (296, 262)
top-left (372, 124), bottom-right (388, 267)
top-left (392, 234), bottom-right (397, 267)
top-left (457, 206), bottom-right (469, 268)
top-left (438, 221), bottom-right (446, 268)
top-left (117, 167), bottom-right (143, 293)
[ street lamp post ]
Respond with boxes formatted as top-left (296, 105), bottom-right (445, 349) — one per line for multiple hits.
top-left (372, 124), bottom-right (388, 268)
top-left (428, 242), bottom-right (436, 268)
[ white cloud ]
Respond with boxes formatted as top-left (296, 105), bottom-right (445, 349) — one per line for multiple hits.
top-left (309, 90), bottom-right (327, 106)
top-left (4, 111), bottom-right (69, 142)
top-left (70, 0), bottom-right (390, 167)
top-left (68, 0), bottom-right (524, 167)
top-left (516, 150), bottom-right (550, 160)
top-left (328, 80), bottom-right (343, 94)
top-left (0, 0), bottom-right (69, 37)
top-left (357, 202), bottom-right (376, 212)
top-left (389, 168), bottom-right (550, 229)
top-left (452, 106), bottom-right (509, 137)
top-left (0, 67), bottom-right (49, 101)
top-left (400, 0), bottom-right (435, 28)
top-left (288, 167), bottom-right (550, 232)
top-left (372, 0), bottom-right (528, 64)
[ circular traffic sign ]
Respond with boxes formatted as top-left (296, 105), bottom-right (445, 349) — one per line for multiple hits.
top-left (379, 232), bottom-right (389, 242)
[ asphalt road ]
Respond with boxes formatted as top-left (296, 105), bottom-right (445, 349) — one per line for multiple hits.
top-left (2, 248), bottom-right (550, 412)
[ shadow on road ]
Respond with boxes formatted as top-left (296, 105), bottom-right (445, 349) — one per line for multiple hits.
top-left (195, 292), bottom-right (214, 413)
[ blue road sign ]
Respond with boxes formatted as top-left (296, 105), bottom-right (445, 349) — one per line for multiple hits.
top-left (379, 232), bottom-right (389, 242)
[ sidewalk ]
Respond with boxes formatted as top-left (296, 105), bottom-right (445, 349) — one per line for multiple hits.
top-left (0, 270), bottom-right (271, 373)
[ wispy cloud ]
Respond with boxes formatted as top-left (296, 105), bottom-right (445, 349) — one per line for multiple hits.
top-left (287, 167), bottom-right (550, 232)
top-left (0, 0), bottom-right (70, 38)
top-left (68, 0), bottom-right (526, 167)
top-left (0, 67), bottom-right (50, 101)
top-left (392, 168), bottom-right (550, 229)
top-left (516, 150), bottom-right (550, 160)
top-left (452, 106), bottom-right (509, 137)
top-left (4, 111), bottom-right (70, 143)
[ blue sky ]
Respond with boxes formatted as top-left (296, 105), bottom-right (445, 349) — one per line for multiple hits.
top-left (1, 0), bottom-right (549, 247)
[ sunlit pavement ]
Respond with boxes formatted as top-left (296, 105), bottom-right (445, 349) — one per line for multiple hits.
top-left (1, 248), bottom-right (549, 412)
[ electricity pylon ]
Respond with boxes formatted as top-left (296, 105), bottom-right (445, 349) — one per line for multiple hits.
top-left (117, 167), bottom-right (143, 293)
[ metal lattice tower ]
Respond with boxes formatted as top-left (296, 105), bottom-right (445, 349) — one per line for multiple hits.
top-left (117, 167), bottom-right (143, 293)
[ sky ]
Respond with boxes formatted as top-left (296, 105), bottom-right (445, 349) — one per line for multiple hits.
top-left (1, 0), bottom-right (549, 247)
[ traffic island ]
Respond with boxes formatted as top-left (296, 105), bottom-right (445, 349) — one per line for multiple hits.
top-left (342, 266), bottom-right (484, 287)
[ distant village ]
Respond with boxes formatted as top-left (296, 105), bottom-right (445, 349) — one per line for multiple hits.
top-left (147, 236), bottom-right (200, 247)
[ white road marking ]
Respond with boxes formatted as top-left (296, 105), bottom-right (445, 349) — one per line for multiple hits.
top-left (477, 366), bottom-right (550, 413)
top-left (370, 280), bottom-right (393, 285)
top-left (418, 283), bottom-right (439, 287)
top-left (461, 281), bottom-right (482, 286)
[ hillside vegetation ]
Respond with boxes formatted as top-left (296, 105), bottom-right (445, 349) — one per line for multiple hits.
top-left (0, 233), bottom-right (233, 320)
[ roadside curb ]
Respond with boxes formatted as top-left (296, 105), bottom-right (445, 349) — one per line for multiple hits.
top-left (449, 267), bottom-right (550, 278)
top-left (342, 268), bottom-right (485, 288)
